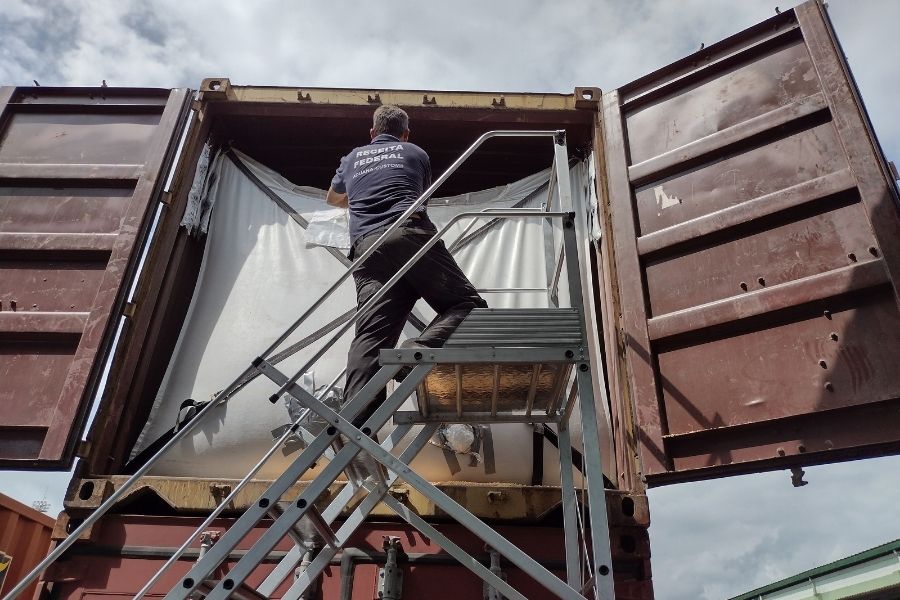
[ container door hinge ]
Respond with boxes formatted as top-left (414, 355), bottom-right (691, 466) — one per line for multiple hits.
top-left (378, 536), bottom-right (404, 600)
top-left (483, 545), bottom-right (507, 600)
top-left (75, 439), bottom-right (91, 458)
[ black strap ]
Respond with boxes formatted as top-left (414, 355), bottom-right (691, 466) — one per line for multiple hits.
top-left (123, 398), bottom-right (210, 474)
top-left (542, 425), bottom-right (616, 489)
top-left (531, 426), bottom-right (545, 486)
top-left (541, 425), bottom-right (583, 472)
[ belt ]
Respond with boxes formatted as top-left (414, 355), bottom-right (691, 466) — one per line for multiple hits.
top-left (356, 213), bottom-right (430, 244)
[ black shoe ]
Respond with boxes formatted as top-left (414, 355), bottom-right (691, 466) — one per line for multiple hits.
top-left (394, 340), bottom-right (429, 382)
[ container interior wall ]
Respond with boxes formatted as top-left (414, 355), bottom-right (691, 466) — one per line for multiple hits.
top-left (128, 147), bottom-right (606, 484)
top-left (82, 98), bottom-right (612, 487)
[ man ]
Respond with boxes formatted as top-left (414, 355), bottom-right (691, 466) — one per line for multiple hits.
top-left (327, 105), bottom-right (487, 430)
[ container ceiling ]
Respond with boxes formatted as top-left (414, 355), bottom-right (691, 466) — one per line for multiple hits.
top-left (209, 104), bottom-right (594, 196)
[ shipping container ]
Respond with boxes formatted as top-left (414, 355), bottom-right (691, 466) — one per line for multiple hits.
top-left (1, 0), bottom-right (899, 598)
top-left (0, 494), bottom-right (54, 600)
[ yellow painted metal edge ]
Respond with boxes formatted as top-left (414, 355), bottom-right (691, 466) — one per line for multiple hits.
top-left (64, 475), bottom-right (644, 524)
top-left (198, 78), bottom-right (600, 111)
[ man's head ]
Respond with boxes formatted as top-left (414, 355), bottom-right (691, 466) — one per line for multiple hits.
top-left (370, 105), bottom-right (410, 141)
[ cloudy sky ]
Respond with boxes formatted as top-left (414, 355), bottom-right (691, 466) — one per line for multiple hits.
top-left (2, 1), bottom-right (900, 598)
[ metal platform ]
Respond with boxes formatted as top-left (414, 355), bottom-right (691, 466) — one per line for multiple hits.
top-left (382, 308), bottom-right (583, 423)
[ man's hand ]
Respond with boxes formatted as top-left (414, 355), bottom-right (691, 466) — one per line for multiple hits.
top-left (326, 186), bottom-right (349, 208)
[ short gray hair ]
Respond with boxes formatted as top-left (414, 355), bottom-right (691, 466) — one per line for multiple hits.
top-left (372, 105), bottom-right (409, 137)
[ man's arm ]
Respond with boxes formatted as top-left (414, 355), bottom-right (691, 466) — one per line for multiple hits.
top-left (326, 186), bottom-right (348, 208)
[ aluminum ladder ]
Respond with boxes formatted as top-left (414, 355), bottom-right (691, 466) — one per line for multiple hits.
top-left (3, 130), bottom-right (615, 600)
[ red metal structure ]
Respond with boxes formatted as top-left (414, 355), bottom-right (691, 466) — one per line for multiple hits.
top-left (0, 494), bottom-right (54, 600)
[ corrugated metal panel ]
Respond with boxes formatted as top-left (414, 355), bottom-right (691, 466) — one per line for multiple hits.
top-left (0, 493), bottom-right (54, 600)
top-left (0, 87), bottom-right (191, 469)
top-left (599, 0), bottom-right (900, 484)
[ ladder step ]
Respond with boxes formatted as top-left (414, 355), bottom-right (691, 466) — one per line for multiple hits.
top-left (447, 308), bottom-right (583, 348)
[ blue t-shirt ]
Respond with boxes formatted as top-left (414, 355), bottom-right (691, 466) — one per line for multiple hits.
top-left (330, 134), bottom-right (432, 244)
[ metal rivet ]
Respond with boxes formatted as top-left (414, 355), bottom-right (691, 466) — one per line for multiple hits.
top-left (413, 351), bottom-right (423, 360)
top-left (579, 363), bottom-right (589, 372)
top-left (757, 277), bottom-right (766, 286)
top-left (297, 498), bottom-right (307, 508)
top-left (739, 282), bottom-right (748, 291)
top-left (818, 359), bottom-right (827, 369)
top-left (830, 332), bottom-right (839, 341)
top-left (824, 381), bottom-right (834, 391)
top-left (869, 246), bottom-right (879, 257)
top-left (776, 447), bottom-right (786, 457)
top-left (847, 252), bottom-right (857, 262)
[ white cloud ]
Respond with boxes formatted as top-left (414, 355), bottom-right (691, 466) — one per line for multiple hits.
top-left (649, 455), bottom-right (900, 599)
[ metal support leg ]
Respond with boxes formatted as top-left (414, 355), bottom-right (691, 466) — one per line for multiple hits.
top-left (576, 369), bottom-right (614, 599)
top-left (557, 421), bottom-right (582, 589)
top-left (262, 426), bottom-right (403, 597)
top-left (272, 424), bottom-right (438, 600)
top-left (241, 365), bottom-right (586, 600)
top-left (196, 365), bottom-right (432, 600)
top-left (164, 363), bottom-right (408, 600)
top-left (560, 148), bottom-right (616, 599)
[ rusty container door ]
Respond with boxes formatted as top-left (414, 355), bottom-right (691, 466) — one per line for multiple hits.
top-left (600, 0), bottom-right (900, 484)
top-left (0, 87), bottom-right (190, 469)
top-left (0, 493), bottom-right (55, 600)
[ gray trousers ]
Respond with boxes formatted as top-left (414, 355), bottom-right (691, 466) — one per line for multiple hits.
top-left (344, 216), bottom-right (487, 427)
